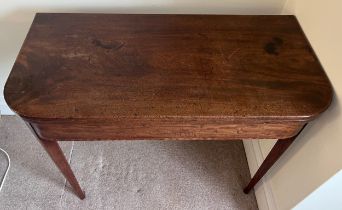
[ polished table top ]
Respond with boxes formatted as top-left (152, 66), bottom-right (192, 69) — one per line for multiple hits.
top-left (4, 13), bottom-right (332, 122)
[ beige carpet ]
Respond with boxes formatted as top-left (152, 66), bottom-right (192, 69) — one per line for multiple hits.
top-left (0, 116), bottom-right (258, 210)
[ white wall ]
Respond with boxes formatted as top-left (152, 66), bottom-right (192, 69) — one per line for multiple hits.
top-left (0, 0), bottom-right (287, 115)
top-left (293, 169), bottom-right (342, 210)
top-left (245, 0), bottom-right (342, 209)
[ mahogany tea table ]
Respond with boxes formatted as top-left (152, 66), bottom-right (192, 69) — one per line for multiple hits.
top-left (4, 13), bottom-right (333, 199)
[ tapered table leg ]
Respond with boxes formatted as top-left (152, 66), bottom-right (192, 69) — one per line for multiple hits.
top-left (243, 124), bottom-right (307, 194)
top-left (38, 139), bottom-right (85, 199)
top-left (26, 123), bottom-right (85, 199)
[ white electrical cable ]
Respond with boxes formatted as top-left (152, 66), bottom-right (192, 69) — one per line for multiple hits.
top-left (0, 147), bottom-right (10, 192)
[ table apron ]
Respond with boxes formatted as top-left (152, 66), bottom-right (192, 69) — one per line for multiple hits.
top-left (28, 119), bottom-right (305, 141)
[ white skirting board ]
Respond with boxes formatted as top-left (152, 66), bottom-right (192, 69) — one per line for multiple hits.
top-left (243, 140), bottom-right (278, 210)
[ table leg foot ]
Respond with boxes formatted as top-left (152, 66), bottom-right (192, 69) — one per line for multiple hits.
top-left (243, 124), bottom-right (307, 194)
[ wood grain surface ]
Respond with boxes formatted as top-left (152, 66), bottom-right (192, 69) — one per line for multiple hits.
top-left (4, 13), bottom-right (333, 123)
top-left (29, 118), bottom-right (304, 141)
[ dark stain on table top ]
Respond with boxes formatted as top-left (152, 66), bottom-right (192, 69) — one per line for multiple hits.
top-left (4, 13), bottom-right (333, 122)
